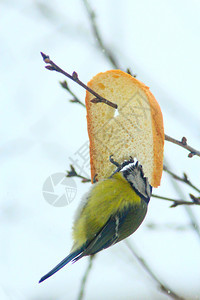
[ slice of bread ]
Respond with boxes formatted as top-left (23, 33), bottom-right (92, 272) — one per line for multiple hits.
top-left (85, 70), bottom-right (164, 187)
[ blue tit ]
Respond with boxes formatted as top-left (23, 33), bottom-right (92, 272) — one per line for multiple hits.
top-left (39, 157), bottom-right (152, 283)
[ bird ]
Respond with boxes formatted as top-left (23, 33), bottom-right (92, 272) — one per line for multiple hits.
top-left (39, 156), bottom-right (152, 283)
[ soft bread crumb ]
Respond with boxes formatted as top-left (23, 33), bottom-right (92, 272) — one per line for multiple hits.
top-left (85, 70), bottom-right (164, 187)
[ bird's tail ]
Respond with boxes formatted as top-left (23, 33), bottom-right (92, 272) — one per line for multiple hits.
top-left (39, 248), bottom-right (83, 283)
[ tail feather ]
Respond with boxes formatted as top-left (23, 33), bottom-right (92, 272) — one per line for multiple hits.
top-left (39, 248), bottom-right (83, 283)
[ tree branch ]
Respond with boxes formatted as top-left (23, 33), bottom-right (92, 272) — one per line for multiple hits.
top-left (165, 134), bottom-right (200, 158)
top-left (82, 0), bottom-right (120, 69)
top-left (66, 164), bottom-right (91, 183)
top-left (82, 0), bottom-right (137, 77)
top-left (146, 222), bottom-right (191, 231)
top-left (125, 240), bottom-right (185, 300)
top-left (82, 1), bottom-right (200, 159)
top-left (40, 52), bottom-right (117, 109)
top-left (164, 159), bottom-right (200, 240)
top-left (67, 164), bottom-right (200, 207)
top-left (77, 256), bottom-right (94, 300)
top-left (60, 80), bottom-right (86, 107)
top-left (163, 165), bottom-right (200, 193)
top-left (41, 56), bottom-right (200, 161)
top-left (152, 193), bottom-right (200, 208)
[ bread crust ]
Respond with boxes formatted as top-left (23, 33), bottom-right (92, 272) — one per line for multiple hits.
top-left (85, 70), bottom-right (164, 187)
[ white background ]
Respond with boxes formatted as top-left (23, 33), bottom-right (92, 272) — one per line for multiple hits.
top-left (1, 0), bottom-right (200, 299)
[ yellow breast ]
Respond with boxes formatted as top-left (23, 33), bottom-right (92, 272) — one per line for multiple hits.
top-left (72, 173), bottom-right (142, 249)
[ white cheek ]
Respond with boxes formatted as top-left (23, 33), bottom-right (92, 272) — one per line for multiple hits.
top-left (127, 173), bottom-right (136, 184)
top-left (126, 173), bottom-right (148, 198)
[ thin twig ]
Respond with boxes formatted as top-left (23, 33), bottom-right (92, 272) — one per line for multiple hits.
top-left (67, 164), bottom-right (200, 206)
top-left (82, 0), bottom-right (137, 77)
top-left (152, 194), bottom-right (200, 208)
top-left (60, 80), bottom-right (86, 107)
top-left (66, 165), bottom-right (91, 183)
top-left (82, 0), bottom-right (120, 69)
top-left (77, 256), bottom-right (94, 300)
top-left (165, 134), bottom-right (200, 158)
top-left (164, 159), bottom-right (200, 239)
top-left (82, 2), bottom-right (200, 158)
top-left (40, 52), bottom-right (117, 109)
top-left (126, 67), bottom-right (137, 78)
top-left (146, 222), bottom-right (191, 231)
top-left (125, 240), bottom-right (185, 300)
top-left (163, 165), bottom-right (200, 193)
